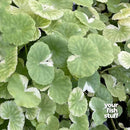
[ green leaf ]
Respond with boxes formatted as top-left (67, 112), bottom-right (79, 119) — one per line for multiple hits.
top-left (72, 0), bottom-right (93, 7)
top-left (112, 8), bottom-right (130, 20)
top-left (40, 34), bottom-right (70, 68)
top-left (70, 114), bottom-right (89, 130)
top-left (31, 14), bottom-right (51, 28)
top-left (89, 97), bottom-right (107, 125)
top-left (60, 120), bottom-right (71, 128)
top-left (118, 51), bottom-right (130, 69)
top-left (25, 108), bottom-right (38, 120)
top-left (48, 69), bottom-right (72, 104)
top-left (26, 41), bottom-right (54, 85)
top-left (103, 25), bottom-right (130, 42)
top-left (0, 101), bottom-right (25, 130)
top-left (37, 93), bottom-right (56, 123)
top-left (118, 17), bottom-right (130, 27)
top-left (0, 83), bottom-right (12, 99)
top-left (67, 36), bottom-right (99, 78)
top-left (59, 128), bottom-right (69, 130)
top-left (102, 74), bottom-right (126, 101)
top-left (29, 0), bottom-right (64, 20)
top-left (78, 71), bottom-right (100, 93)
top-left (96, 84), bottom-right (113, 103)
top-left (0, 42), bottom-right (17, 82)
top-left (75, 11), bottom-right (106, 30)
top-left (1, 13), bottom-right (36, 46)
top-left (38, 0), bottom-right (73, 10)
top-left (7, 73), bottom-right (41, 108)
top-left (36, 115), bottom-right (59, 130)
top-left (90, 125), bottom-right (109, 130)
top-left (88, 34), bottom-right (114, 66)
top-left (53, 22), bottom-right (85, 40)
top-left (109, 66), bottom-right (130, 83)
top-left (68, 87), bottom-right (88, 117)
top-left (56, 104), bottom-right (69, 115)
top-left (96, 0), bottom-right (107, 3)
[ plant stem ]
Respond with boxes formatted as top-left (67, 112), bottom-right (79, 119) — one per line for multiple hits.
top-left (25, 45), bottom-right (28, 57)
top-left (100, 65), bottom-right (121, 74)
top-left (111, 118), bottom-right (117, 130)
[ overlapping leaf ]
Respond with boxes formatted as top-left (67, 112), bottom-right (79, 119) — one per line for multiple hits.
top-left (26, 41), bottom-right (54, 85)
top-left (0, 42), bottom-right (17, 82)
top-left (48, 69), bottom-right (72, 104)
top-left (7, 74), bottom-right (41, 108)
top-left (0, 101), bottom-right (25, 130)
top-left (68, 87), bottom-right (88, 117)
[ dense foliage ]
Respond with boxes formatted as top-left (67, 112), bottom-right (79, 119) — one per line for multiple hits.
top-left (0, 0), bottom-right (130, 130)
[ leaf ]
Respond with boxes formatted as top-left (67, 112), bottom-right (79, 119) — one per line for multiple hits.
top-left (53, 22), bottom-right (85, 40)
top-left (68, 87), bottom-right (88, 117)
top-left (90, 125), bottom-right (109, 130)
top-left (0, 101), bottom-right (25, 130)
top-left (78, 71), bottom-right (100, 93)
top-left (1, 13), bottom-right (36, 46)
top-left (38, 0), bottom-right (73, 10)
top-left (96, 0), bottom-right (107, 3)
top-left (0, 42), bottom-right (17, 82)
top-left (59, 128), bottom-right (69, 130)
top-left (0, 83), bottom-right (12, 99)
top-left (103, 25), bottom-right (130, 42)
top-left (109, 66), bottom-right (130, 83)
top-left (31, 14), bottom-right (51, 28)
top-left (26, 41), bottom-right (54, 85)
top-left (60, 120), bottom-right (71, 128)
top-left (36, 115), bottom-right (59, 130)
top-left (37, 93), bottom-right (56, 123)
top-left (96, 84), bottom-right (113, 103)
top-left (118, 51), bottom-right (130, 69)
top-left (29, 0), bottom-right (64, 20)
top-left (25, 108), bottom-right (38, 120)
top-left (75, 11), bottom-right (106, 30)
top-left (56, 104), bottom-right (69, 115)
top-left (40, 34), bottom-right (70, 68)
top-left (48, 69), bottom-right (72, 104)
top-left (88, 34), bottom-right (114, 66)
top-left (67, 36), bottom-right (99, 78)
top-left (70, 114), bottom-right (89, 130)
top-left (72, 0), bottom-right (93, 7)
top-left (102, 74), bottom-right (126, 101)
top-left (7, 73), bottom-right (41, 108)
top-left (89, 97), bottom-right (107, 125)
top-left (112, 8), bottom-right (130, 20)
top-left (118, 17), bottom-right (130, 27)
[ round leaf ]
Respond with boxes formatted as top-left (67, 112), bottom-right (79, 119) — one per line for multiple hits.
top-left (29, 0), bottom-right (63, 20)
top-left (26, 41), bottom-right (54, 85)
top-left (68, 87), bottom-right (88, 117)
top-left (1, 13), bottom-right (36, 46)
top-left (67, 36), bottom-right (99, 78)
top-left (0, 101), bottom-right (25, 130)
top-left (118, 51), bottom-right (130, 69)
top-left (0, 42), bottom-right (17, 82)
top-left (7, 73), bottom-right (41, 108)
top-left (37, 93), bottom-right (56, 123)
top-left (48, 69), bottom-right (72, 104)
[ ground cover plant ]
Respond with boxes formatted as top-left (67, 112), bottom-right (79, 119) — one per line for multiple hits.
top-left (0, 0), bottom-right (130, 130)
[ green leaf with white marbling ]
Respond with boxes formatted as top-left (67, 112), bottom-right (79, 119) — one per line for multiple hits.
top-left (0, 42), bottom-right (17, 82)
top-left (68, 87), bottom-right (88, 117)
top-left (7, 73), bottom-right (41, 108)
top-left (26, 41), bottom-right (54, 85)
top-left (118, 51), bottom-right (130, 69)
top-left (29, 0), bottom-right (63, 20)
top-left (0, 101), bottom-right (25, 130)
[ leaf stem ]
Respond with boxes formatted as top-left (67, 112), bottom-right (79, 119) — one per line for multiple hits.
top-left (100, 65), bottom-right (121, 74)
top-left (110, 118), bottom-right (117, 130)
